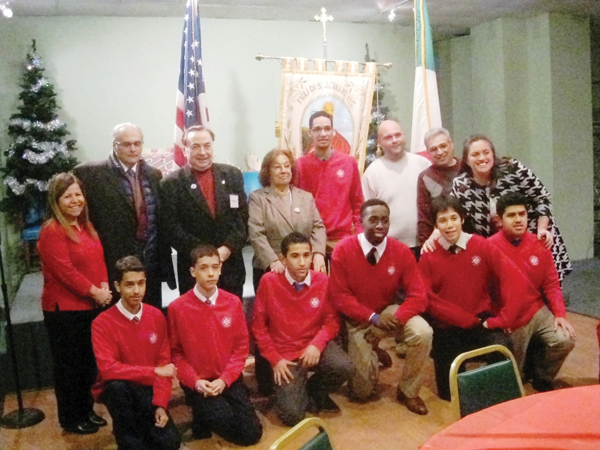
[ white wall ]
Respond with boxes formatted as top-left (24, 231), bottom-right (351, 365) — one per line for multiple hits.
top-left (0, 17), bottom-right (415, 168)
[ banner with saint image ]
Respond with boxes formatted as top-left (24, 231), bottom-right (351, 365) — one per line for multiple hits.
top-left (278, 59), bottom-right (376, 173)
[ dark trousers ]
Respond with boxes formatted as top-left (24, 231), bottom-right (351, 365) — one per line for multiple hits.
top-left (43, 308), bottom-right (99, 428)
top-left (256, 341), bottom-right (353, 426)
top-left (181, 377), bottom-right (262, 446)
top-left (432, 326), bottom-right (511, 401)
top-left (143, 269), bottom-right (163, 309)
top-left (252, 266), bottom-right (268, 295)
top-left (102, 380), bottom-right (181, 450)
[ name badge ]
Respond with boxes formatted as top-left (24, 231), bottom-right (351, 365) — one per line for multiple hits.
top-left (230, 195), bottom-right (239, 208)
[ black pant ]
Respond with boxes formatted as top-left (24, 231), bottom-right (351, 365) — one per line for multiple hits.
top-left (182, 377), bottom-right (262, 446)
top-left (43, 308), bottom-right (99, 428)
top-left (102, 380), bottom-right (181, 450)
top-left (432, 326), bottom-right (511, 401)
top-left (257, 341), bottom-right (353, 426)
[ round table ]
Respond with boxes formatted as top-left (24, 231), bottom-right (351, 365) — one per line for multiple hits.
top-left (421, 384), bottom-right (600, 449)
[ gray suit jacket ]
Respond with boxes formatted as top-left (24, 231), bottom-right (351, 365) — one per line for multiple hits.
top-left (248, 185), bottom-right (326, 270)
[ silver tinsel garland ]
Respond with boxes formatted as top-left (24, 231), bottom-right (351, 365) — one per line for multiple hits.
top-left (23, 141), bottom-right (69, 164)
top-left (8, 140), bottom-right (69, 164)
top-left (4, 176), bottom-right (48, 196)
top-left (31, 77), bottom-right (49, 93)
top-left (9, 118), bottom-right (65, 132)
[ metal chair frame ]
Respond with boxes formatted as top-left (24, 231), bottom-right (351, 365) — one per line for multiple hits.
top-left (449, 344), bottom-right (525, 420)
top-left (269, 417), bottom-right (334, 450)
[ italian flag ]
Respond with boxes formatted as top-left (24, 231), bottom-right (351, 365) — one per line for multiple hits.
top-left (410, 0), bottom-right (442, 156)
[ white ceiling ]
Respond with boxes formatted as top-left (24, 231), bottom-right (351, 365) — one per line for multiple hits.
top-left (6, 0), bottom-right (600, 40)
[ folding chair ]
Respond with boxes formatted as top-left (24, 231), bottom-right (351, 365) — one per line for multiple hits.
top-left (269, 417), bottom-right (334, 450)
top-left (449, 344), bottom-right (525, 420)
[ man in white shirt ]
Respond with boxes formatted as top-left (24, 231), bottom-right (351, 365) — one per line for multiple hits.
top-left (362, 120), bottom-right (431, 260)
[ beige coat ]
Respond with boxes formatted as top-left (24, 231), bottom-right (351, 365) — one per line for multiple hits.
top-left (248, 185), bottom-right (326, 270)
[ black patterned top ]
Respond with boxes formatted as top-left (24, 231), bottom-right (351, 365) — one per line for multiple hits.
top-left (452, 158), bottom-right (572, 282)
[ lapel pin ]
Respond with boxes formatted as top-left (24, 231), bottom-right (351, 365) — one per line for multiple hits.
top-left (294, 207), bottom-right (300, 213)
top-left (191, 183), bottom-right (197, 189)
top-left (221, 180), bottom-right (225, 184)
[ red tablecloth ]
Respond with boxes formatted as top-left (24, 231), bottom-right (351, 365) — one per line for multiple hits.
top-left (421, 385), bottom-right (600, 449)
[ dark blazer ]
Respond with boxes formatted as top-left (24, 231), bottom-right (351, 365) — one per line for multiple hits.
top-left (73, 157), bottom-right (166, 295)
top-left (160, 163), bottom-right (248, 296)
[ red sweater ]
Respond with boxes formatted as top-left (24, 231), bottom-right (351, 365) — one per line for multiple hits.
top-left (251, 271), bottom-right (340, 366)
top-left (419, 235), bottom-right (538, 330)
top-left (488, 231), bottom-right (566, 322)
top-left (296, 151), bottom-right (364, 240)
top-left (168, 289), bottom-right (249, 389)
top-left (91, 304), bottom-right (172, 409)
top-left (329, 236), bottom-right (427, 324)
top-left (38, 220), bottom-right (108, 311)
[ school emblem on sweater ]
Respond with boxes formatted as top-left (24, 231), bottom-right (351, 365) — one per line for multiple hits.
top-left (310, 298), bottom-right (320, 308)
top-left (336, 169), bottom-right (345, 178)
top-left (472, 256), bottom-right (481, 266)
top-left (221, 316), bottom-right (232, 328)
top-left (530, 256), bottom-right (539, 266)
top-left (387, 266), bottom-right (396, 275)
top-left (149, 332), bottom-right (158, 344)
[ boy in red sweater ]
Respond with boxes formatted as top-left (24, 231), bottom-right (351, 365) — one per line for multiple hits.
top-left (329, 199), bottom-right (432, 415)
top-left (92, 256), bottom-right (181, 450)
top-left (420, 196), bottom-right (532, 400)
top-left (296, 111), bottom-right (364, 257)
top-left (490, 193), bottom-right (575, 392)
top-left (252, 232), bottom-right (353, 426)
top-left (168, 245), bottom-right (262, 446)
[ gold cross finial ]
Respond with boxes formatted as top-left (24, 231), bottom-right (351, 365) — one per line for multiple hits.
top-left (314, 7), bottom-right (334, 60)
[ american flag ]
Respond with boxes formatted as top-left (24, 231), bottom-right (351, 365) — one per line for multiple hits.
top-left (173, 0), bottom-right (210, 167)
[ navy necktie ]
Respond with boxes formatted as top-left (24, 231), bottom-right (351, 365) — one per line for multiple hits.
top-left (293, 282), bottom-right (305, 292)
top-left (366, 247), bottom-right (377, 266)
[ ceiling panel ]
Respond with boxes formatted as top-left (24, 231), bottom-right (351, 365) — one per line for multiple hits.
top-left (3, 0), bottom-right (599, 40)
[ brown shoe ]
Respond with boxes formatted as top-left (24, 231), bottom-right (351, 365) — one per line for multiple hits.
top-left (375, 347), bottom-right (393, 368)
top-left (396, 388), bottom-right (428, 415)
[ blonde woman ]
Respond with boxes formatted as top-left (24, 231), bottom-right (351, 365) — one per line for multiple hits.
top-left (38, 172), bottom-right (111, 434)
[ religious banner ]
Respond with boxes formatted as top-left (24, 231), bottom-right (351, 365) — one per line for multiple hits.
top-left (278, 59), bottom-right (377, 173)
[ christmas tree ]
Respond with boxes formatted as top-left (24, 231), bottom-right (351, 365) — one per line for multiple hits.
top-left (1, 40), bottom-right (78, 225)
top-left (364, 44), bottom-right (391, 169)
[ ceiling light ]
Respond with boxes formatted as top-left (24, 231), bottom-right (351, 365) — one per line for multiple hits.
top-left (1, 3), bottom-right (13, 18)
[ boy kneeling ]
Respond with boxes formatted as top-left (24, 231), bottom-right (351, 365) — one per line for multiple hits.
top-left (252, 232), bottom-right (353, 426)
top-left (92, 256), bottom-right (181, 450)
top-left (168, 245), bottom-right (262, 446)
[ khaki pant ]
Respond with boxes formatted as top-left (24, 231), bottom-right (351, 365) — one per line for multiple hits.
top-left (346, 305), bottom-right (432, 400)
top-left (510, 305), bottom-right (575, 383)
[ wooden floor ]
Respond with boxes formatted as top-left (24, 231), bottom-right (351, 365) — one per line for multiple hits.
top-left (1, 311), bottom-right (598, 450)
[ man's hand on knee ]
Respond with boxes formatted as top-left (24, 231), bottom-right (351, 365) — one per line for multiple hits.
top-left (375, 311), bottom-right (399, 331)
top-left (155, 407), bottom-right (169, 428)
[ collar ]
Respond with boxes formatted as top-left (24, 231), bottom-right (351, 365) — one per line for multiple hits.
top-left (502, 230), bottom-right (524, 247)
top-left (439, 232), bottom-right (472, 253)
top-left (111, 152), bottom-right (138, 174)
top-left (116, 299), bottom-right (143, 322)
top-left (193, 285), bottom-right (219, 305)
top-left (285, 268), bottom-right (311, 287)
top-left (358, 233), bottom-right (387, 261)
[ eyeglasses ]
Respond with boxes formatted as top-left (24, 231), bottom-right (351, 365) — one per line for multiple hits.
top-left (115, 141), bottom-right (143, 149)
top-left (311, 126), bottom-right (333, 134)
top-left (271, 163), bottom-right (291, 172)
top-left (427, 142), bottom-right (450, 154)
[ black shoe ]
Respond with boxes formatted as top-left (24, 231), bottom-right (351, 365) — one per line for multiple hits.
top-left (64, 420), bottom-right (99, 435)
top-left (312, 393), bottom-right (341, 414)
top-left (87, 411), bottom-right (108, 427)
top-left (532, 379), bottom-right (554, 392)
